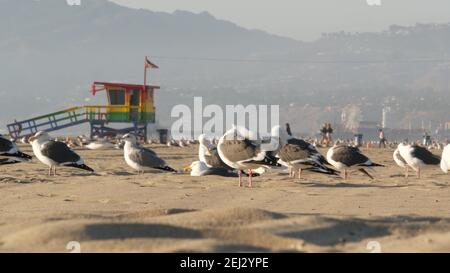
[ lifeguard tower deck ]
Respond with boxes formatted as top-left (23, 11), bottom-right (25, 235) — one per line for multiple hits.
top-left (7, 82), bottom-right (160, 141)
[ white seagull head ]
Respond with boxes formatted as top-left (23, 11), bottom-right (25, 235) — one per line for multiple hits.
top-left (122, 133), bottom-right (138, 144)
top-left (271, 125), bottom-right (291, 144)
top-left (185, 160), bottom-right (209, 176)
top-left (198, 134), bottom-right (209, 146)
top-left (29, 131), bottom-right (50, 143)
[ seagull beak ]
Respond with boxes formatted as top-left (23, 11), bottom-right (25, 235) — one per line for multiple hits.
top-left (183, 166), bottom-right (192, 172)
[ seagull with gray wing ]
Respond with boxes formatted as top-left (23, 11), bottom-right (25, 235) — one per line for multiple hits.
top-left (29, 131), bottom-right (94, 175)
top-left (217, 126), bottom-right (281, 188)
top-left (122, 133), bottom-right (176, 174)
top-left (198, 134), bottom-right (233, 170)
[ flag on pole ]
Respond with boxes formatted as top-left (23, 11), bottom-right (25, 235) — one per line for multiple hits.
top-left (145, 57), bottom-right (159, 69)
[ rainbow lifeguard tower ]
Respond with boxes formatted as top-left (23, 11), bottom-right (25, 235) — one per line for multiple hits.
top-left (87, 81), bottom-right (159, 139)
top-left (7, 58), bottom-right (160, 140)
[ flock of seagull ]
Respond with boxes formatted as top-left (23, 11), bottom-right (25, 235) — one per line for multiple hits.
top-left (2, 125), bottom-right (450, 187)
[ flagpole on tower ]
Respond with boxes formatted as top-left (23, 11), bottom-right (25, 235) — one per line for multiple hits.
top-left (144, 56), bottom-right (148, 88)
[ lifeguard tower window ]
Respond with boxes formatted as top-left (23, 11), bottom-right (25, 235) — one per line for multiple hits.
top-left (108, 89), bottom-right (125, 105)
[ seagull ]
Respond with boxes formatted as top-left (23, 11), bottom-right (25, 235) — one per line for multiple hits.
top-left (326, 144), bottom-right (384, 180)
top-left (273, 125), bottom-right (338, 179)
top-left (440, 144), bottom-right (450, 174)
top-left (217, 126), bottom-right (280, 188)
top-left (397, 142), bottom-right (440, 178)
top-left (122, 133), bottom-right (176, 174)
top-left (184, 161), bottom-right (238, 177)
top-left (198, 134), bottom-right (233, 170)
top-left (393, 147), bottom-right (409, 178)
top-left (84, 140), bottom-right (115, 150)
top-left (0, 133), bottom-right (32, 165)
top-left (29, 131), bottom-right (94, 175)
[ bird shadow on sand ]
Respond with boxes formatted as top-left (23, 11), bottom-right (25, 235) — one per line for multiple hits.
top-left (84, 223), bottom-right (202, 240)
top-left (209, 244), bottom-right (272, 253)
top-left (279, 218), bottom-right (390, 246)
top-left (300, 181), bottom-right (407, 189)
top-left (278, 215), bottom-right (448, 247)
top-left (57, 172), bottom-right (101, 177)
top-left (431, 181), bottom-right (450, 187)
top-left (110, 171), bottom-right (135, 176)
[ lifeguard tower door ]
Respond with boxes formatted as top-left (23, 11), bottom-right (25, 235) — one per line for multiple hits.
top-left (129, 90), bottom-right (140, 121)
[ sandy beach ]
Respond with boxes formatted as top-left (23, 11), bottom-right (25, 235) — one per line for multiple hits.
top-left (1, 143), bottom-right (450, 253)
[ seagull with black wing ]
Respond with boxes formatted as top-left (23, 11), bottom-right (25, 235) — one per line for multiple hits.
top-left (29, 131), bottom-right (94, 175)
top-left (397, 142), bottom-right (440, 179)
top-left (0, 134), bottom-right (32, 165)
top-left (326, 143), bottom-right (384, 180)
top-left (273, 125), bottom-right (338, 179)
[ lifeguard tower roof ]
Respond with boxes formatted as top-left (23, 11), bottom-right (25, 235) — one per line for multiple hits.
top-left (91, 82), bottom-right (160, 95)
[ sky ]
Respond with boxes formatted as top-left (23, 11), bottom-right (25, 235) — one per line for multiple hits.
top-left (110, 0), bottom-right (450, 41)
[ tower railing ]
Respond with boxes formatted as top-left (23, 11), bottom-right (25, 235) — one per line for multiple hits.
top-left (6, 105), bottom-right (153, 139)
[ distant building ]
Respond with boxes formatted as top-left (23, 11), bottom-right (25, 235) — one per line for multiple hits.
top-left (444, 121), bottom-right (450, 131)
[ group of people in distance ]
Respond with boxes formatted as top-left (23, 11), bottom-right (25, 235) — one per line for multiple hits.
top-left (320, 123), bottom-right (333, 147)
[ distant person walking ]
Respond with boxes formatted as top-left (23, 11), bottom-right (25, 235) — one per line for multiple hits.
top-left (286, 123), bottom-right (292, 136)
top-left (325, 123), bottom-right (333, 146)
top-left (423, 131), bottom-right (431, 146)
top-left (378, 128), bottom-right (387, 148)
top-left (320, 123), bottom-right (327, 146)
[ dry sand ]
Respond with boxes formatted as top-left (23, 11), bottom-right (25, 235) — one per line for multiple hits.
top-left (1, 144), bottom-right (450, 253)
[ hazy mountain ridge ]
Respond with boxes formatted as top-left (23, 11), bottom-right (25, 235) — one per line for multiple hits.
top-left (1, 0), bottom-right (450, 134)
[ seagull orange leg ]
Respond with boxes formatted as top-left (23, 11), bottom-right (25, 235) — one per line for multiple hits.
top-left (238, 170), bottom-right (243, 187)
top-left (248, 169), bottom-right (253, 188)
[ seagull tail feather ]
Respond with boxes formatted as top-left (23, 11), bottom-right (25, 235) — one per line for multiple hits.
top-left (67, 163), bottom-right (94, 172)
top-left (307, 164), bottom-right (340, 176)
top-left (366, 162), bottom-right (384, 167)
top-left (1, 151), bottom-right (32, 160)
top-left (156, 166), bottom-right (177, 173)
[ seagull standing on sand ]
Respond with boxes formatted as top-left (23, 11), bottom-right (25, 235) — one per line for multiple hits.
top-left (440, 144), bottom-right (450, 174)
top-left (393, 147), bottom-right (409, 178)
top-left (0, 134), bottom-right (32, 165)
top-left (326, 144), bottom-right (384, 180)
top-left (29, 131), bottom-right (94, 175)
top-left (217, 126), bottom-right (280, 188)
top-left (273, 126), bottom-right (338, 179)
top-left (122, 134), bottom-right (176, 174)
top-left (397, 142), bottom-right (440, 178)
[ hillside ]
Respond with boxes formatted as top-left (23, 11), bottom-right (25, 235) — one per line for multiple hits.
top-left (1, 0), bottom-right (450, 135)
